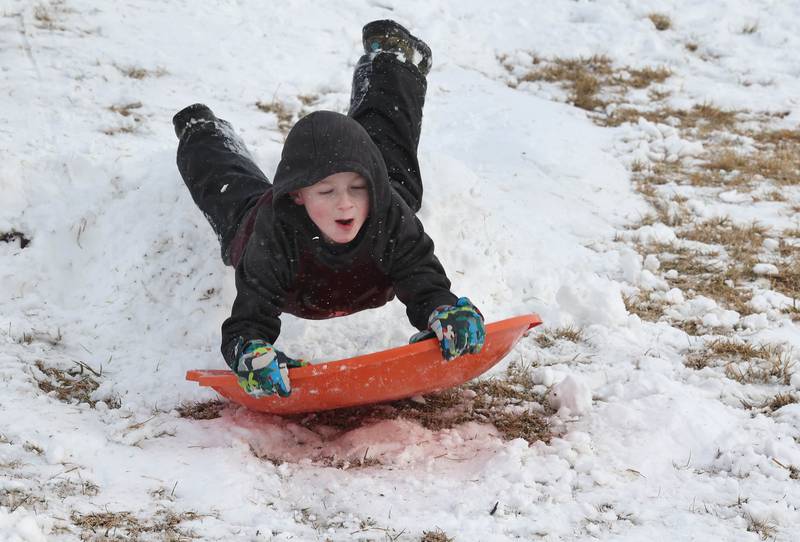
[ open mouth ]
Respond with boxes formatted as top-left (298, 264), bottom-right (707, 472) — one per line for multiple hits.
top-left (335, 219), bottom-right (354, 226)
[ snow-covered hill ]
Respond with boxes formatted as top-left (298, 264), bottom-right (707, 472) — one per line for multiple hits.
top-left (2, 1), bottom-right (799, 540)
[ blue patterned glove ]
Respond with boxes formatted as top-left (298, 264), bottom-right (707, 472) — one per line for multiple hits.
top-left (232, 339), bottom-right (307, 398)
top-left (427, 297), bottom-right (486, 361)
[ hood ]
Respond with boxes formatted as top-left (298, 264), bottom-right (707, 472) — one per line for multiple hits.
top-left (272, 111), bottom-right (391, 219)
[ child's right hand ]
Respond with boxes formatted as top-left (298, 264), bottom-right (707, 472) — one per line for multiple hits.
top-left (232, 339), bottom-right (307, 398)
top-left (427, 297), bottom-right (486, 361)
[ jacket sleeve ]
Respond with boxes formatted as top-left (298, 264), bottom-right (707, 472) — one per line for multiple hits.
top-left (386, 205), bottom-right (458, 331)
top-left (220, 216), bottom-right (295, 369)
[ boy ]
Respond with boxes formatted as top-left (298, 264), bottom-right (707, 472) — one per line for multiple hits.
top-left (173, 20), bottom-right (485, 398)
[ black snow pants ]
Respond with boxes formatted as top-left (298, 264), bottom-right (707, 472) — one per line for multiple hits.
top-left (176, 52), bottom-right (428, 266)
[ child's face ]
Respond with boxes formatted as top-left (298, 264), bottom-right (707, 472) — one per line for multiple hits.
top-left (292, 171), bottom-right (370, 244)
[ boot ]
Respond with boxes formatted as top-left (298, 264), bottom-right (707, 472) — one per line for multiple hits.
top-left (362, 19), bottom-right (432, 76)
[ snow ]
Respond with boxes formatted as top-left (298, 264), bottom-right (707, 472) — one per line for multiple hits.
top-left (2, 0), bottom-right (800, 540)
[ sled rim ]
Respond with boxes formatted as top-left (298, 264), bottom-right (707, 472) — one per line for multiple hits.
top-left (186, 314), bottom-right (542, 387)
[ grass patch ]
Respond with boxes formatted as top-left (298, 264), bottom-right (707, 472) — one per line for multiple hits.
top-left (32, 2), bottom-right (70, 31)
top-left (648, 13), bottom-right (672, 31)
top-left (109, 101), bottom-right (142, 117)
top-left (71, 508), bottom-right (201, 540)
top-left (535, 325), bottom-right (584, 348)
top-left (1, 230), bottom-right (32, 249)
top-left (623, 292), bottom-right (669, 322)
top-left (634, 240), bottom-right (755, 316)
top-left (102, 124), bottom-right (139, 136)
top-left (255, 99), bottom-right (294, 133)
top-left (0, 489), bottom-right (46, 513)
top-left (675, 217), bottom-right (800, 304)
top-left (294, 360), bottom-right (551, 447)
top-left (769, 254), bottom-right (800, 302)
top-left (114, 64), bottom-right (167, 79)
top-left (508, 55), bottom-right (670, 112)
top-left (104, 102), bottom-right (144, 136)
top-left (698, 138), bottom-right (800, 187)
top-left (421, 529), bottom-right (454, 542)
top-left (686, 339), bottom-right (794, 385)
top-left (681, 218), bottom-right (766, 260)
top-left (52, 478), bottom-right (100, 498)
top-left (603, 103), bottom-right (738, 132)
top-left (176, 399), bottom-right (226, 420)
top-left (765, 392), bottom-right (798, 412)
top-left (34, 360), bottom-right (120, 408)
top-left (746, 514), bottom-right (777, 540)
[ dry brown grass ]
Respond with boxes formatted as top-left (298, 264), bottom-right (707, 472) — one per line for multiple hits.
top-left (626, 66), bottom-right (672, 89)
top-left (517, 55), bottom-right (611, 110)
top-left (34, 360), bottom-right (120, 409)
top-left (421, 529), bottom-right (454, 542)
top-left (512, 55), bottom-right (670, 112)
top-left (294, 361), bottom-right (551, 446)
top-left (746, 514), bottom-right (777, 540)
top-left (770, 255), bottom-right (800, 302)
top-left (697, 133), bottom-right (800, 187)
top-left (71, 508), bottom-right (201, 540)
top-left (104, 102), bottom-right (144, 136)
top-left (535, 325), bottom-right (584, 347)
top-left (114, 64), bottom-right (167, 79)
top-left (682, 218), bottom-right (766, 256)
top-left (32, 2), bottom-right (70, 31)
top-left (603, 103), bottom-right (738, 132)
top-left (1, 489), bottom-right (46, 513)
top-left (176, 399), bottom-right (226, 420)
top-left (765, 393), bottom-right (798, 412)
top-left (686, 339), bottom-right (794, 384)
top-left (648, 13), bottom-right (672, 31)
top-left (109, 102), bottom-right (142, 117)
top-left (623, 292), bottom-right (669, 322)
top-left (679, 218), bottom-right (799, 303)
top-left (102, 124), bottom-right (139, 136)
top-left (255, 99), bottom-right (294, 133)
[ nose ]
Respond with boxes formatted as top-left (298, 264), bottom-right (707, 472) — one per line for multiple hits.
top-left (336, 192), bottom-right (354, 209)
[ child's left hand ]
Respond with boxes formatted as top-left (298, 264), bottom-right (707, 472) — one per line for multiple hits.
top-left (427, 297), bottom-right (486, 361)
top-left (233, 339), bottom-right (307, 397)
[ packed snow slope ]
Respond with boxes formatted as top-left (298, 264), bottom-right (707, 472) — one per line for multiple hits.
top-left (2, 1), bottom-right (799, 540)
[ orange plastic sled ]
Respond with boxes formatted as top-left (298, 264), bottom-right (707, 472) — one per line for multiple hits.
top-left (186, 314), bottom-right (542, 415)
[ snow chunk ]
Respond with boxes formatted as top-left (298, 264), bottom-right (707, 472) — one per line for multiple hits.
top-left (703, 309), bottom-right (740, 328)
top-left (643, 254), bottom-right (660, 272)
top-left (763, 238), bottom-right (779, 251)
top-left (533, 367), bottom-right (555, 387)
top-left (753, 263), bottom-right (779, 276)
top-left (45, 445), bottom-right (65, 464)
top-left (619, 250), bottom-right (642, 284)
top-left (741, 313), bottom-right (769, 330)
top-left (0, 508), bottom-right (49, 542)
top-left (638, 269), bottom-right (667, 291)
top-left (701, 312), bottom-right (721, 327)
top-left (629, 223), bottom-right (677, 244)
top-left (664, 288), bottom-right (684, 304)
top-left (556, 275), bottom-right (628, 327)
top-left (548, 375), bottom-right (592, 415)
